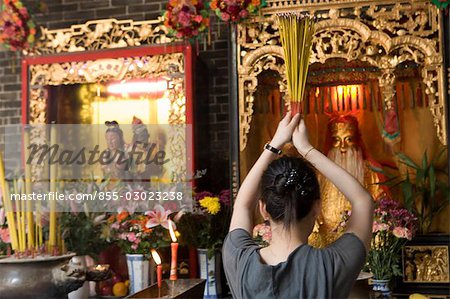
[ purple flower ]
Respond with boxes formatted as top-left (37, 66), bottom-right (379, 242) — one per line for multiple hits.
top-left (218, 189), bottom-right (231, 206)
top-left (195, 191), bottom-right (213, 201)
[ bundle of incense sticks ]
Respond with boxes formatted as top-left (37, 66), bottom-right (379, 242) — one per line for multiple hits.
top-left (276, 12), bottom-right (315, 115)
top-left (0, 125), bottom-right (61, 256)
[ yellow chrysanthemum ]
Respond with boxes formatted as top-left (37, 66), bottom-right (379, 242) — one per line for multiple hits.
top-left (199, 196), bottom-right (221, 215)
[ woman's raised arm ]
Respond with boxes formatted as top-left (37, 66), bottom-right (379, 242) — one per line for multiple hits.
top-left (228, 113), bottom-right (301, 233)
top-left (292, 119), bottom-right (374, 251)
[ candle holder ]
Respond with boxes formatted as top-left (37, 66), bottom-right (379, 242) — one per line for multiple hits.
top-left (126, 279), bottom-right (206, 298)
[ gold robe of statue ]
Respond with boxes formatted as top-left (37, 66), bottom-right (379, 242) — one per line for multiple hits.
top-left (308, 117), bottom-right (385, 248)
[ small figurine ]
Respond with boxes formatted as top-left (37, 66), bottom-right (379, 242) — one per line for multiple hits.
top-left (102, 121), bottom-right (130, 182)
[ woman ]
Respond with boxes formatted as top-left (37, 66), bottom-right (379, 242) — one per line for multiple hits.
top-left (223, 113), bottom-right (374, 299)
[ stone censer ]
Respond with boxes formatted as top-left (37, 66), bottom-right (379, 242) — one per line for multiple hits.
top-left (0, 253), bottom-right (90, 299)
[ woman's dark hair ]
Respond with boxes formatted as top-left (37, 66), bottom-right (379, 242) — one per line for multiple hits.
top-left (261, 156), bottom-right (320, 230)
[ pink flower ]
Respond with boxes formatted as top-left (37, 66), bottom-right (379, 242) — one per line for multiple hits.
top-left (194, 15), bottom-right (203, 23)
top-left (253, 223), bottom-right (272, 242)
top-left (145, 205), bottom-right (173, 229)
top-left (127, 232), bottom-right (137, 242)
top-left (372, 222), bottom-right (389, 233)
top-left (131, 244), bottom-right (138, 251)
top-left (111, 222), bottom-right (120, 230)
top-left (239, 9), bottom-right (249, 19)
top-left (0, 228), bottom-right (11, 243)
top-left (178, 11), bottom-right (192, 27)
top-left (393, 227), bottom-right (412, 240)
top-left (262, 231), bottom-right (272, 243)
top-left (221, 12), bottom-right (230, 22)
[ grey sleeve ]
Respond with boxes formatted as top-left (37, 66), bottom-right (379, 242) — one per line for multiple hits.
top-left (222, 229), bottom-right (257, 298)
top-left (325, 233), bottom-right (367, 298)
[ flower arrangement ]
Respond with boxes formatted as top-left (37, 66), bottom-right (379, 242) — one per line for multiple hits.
top-left (0, 0), bottom-right (36, 51)
top-left (375, 150), bottom-right (449, 234)
top-left (176, 190), bottom-right (231, 257)
top-left (60, 212), bottom-right (108, 258)
top-left (103, 204), bottom-right (174, 254)
top-left (252, 222), bottom-right (271, 247)
top-left (163, 0), bottom-right (210, 39)
top-left (210, 0), bottom-right (267, 23)
top-left (367, 198), bottom-right (417, 281)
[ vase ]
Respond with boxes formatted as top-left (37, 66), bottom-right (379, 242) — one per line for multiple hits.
top-left (68, 255), bottom-right (89, 299)
top-left (372, 279), bottom-right (391, 297)
top-left (198, 248), bottom-right (218, 299)
top-left (126, 254), bottom-right (150, 295)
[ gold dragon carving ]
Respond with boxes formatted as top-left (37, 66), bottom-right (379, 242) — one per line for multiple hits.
top-left (238, 0), bottom-right (447, 150)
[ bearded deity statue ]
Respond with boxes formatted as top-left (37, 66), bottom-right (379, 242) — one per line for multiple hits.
top-left (308, 115), bottom-right (386, 248)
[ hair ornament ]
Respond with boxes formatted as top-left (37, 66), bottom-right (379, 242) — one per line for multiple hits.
top-left (284, 168), bottom-right (300, 188)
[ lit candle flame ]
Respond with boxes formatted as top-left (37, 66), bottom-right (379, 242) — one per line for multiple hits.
top-left (151, 249), bottom-right (161, 265)
top-left (169, 219), bottom-right (177, 242)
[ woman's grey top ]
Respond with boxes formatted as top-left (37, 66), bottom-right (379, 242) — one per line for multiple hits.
top-left (223, 229), bottom-right (366, 299)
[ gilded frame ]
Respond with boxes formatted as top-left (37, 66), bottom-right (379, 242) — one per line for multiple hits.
top-left (20, 18), bottom-right (195, 182)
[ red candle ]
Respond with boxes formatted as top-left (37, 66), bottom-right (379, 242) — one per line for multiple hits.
top-left (168, 220), bottom-right (178, 281)
top-left (157, 264), bottom-right (163, 288)
top-left (151, 249), bottom-right (163, 288)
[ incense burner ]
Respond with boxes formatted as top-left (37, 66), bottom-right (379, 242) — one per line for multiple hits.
top-left (0, 253), bottom-right (85, 299)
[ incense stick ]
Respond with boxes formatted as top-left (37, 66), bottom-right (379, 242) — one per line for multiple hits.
top-left (276, 12), bottom-right (315, 114)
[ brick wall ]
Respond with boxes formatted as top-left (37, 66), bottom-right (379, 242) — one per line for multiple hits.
top-left (0, 0), bottom-right (230, 191)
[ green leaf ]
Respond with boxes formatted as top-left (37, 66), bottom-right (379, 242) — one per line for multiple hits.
top-left (432, 148), bottom-right (446, 164)
top-left (429, 164), bottom-right (436, 198)
top-left (416, 169), bottom-right (425, 185)
top-left (422, 150), bottom-right (428, 171)
top-left (377, 176), bottom-right (401, 187)
top-left (397, 152), bottom-right (419, 169)
top-left (369, 165), bottom-right (396, 179)
top-left (402, 179), bottom-right (414, 211)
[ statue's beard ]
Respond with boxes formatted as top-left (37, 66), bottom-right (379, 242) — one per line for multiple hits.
top-left (327, 147), bottom-right (365, 184)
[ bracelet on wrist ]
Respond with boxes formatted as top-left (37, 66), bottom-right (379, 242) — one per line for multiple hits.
top-left (264, 143), bottom-right (282, 155)
top-left (303, 147), bottom-right (315, 158)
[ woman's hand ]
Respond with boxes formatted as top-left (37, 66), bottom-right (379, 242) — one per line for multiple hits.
top-left (293, 119), bottom-right (313, 156)
top-left (270, 113), bottom-right (301, 149)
